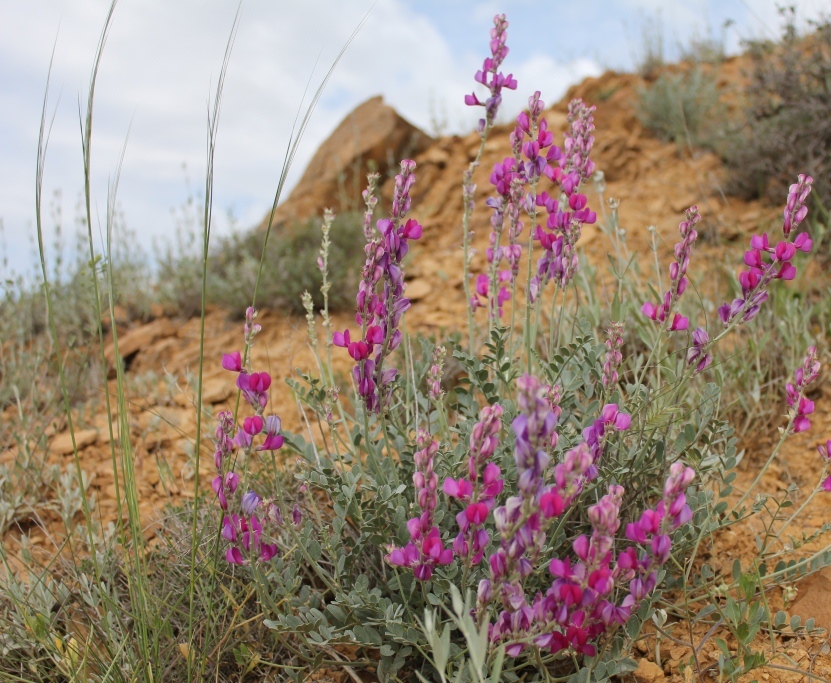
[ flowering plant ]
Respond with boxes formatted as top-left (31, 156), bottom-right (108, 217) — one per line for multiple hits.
top-left (204, 13), bottom-right (829, 683)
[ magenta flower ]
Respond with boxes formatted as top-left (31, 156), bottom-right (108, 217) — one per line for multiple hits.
top-left (444, 404), bottom-right (504, 564)
top-left (783, 174), bottom-right (812, 236)
top-left (535, 99), bottom-right (598, 291)
top-left (214, 312), bottom-right (284, 566)
top-left (222, 351), bottom-right (242, 372)
top-left (720, 175), bottom-right (813, 328)
top-left (386, 431), bottom-right (453, 580)
top-left (237, 371), bottom-right (271, 409)
top-left (243, 415), bottom-right (264, 436)
top-left (222, 514), bottom-right (278, 564)
top-left (212, 471), bottom-right (240, 511)
top-left (582, 403), bottom-right (632, 472)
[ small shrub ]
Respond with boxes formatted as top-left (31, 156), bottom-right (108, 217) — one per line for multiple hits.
top-left (636, 66), bottom-right (725, 150)
top-left (725, 10), bottom-right (831, 209)
top-left (156, 212), bottom-right (365, 317)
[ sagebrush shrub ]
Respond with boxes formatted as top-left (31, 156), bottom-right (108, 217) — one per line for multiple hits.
top-left (725, 11), bottom-right (831, 210)
top-left (636, 66), bottom-right (725, 150)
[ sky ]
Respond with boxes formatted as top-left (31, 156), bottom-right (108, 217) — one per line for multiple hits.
top-left (1, 0), bottom-right (827, 276)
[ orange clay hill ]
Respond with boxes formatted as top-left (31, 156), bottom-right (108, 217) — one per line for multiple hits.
top-left (7, 58), bottom-right (831, 678)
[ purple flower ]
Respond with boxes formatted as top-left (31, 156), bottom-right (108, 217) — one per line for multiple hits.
top-left (222, 351), bottom-right (242, 372)
top-left (241, 490), bottom-right (261, 516)
top-left (444, 404), bottom-right (504, 565)
top-left (338, 161), bottom-right (422, 412)
top-left (386, 432), bottom-right (453, 580)
top-left (720, 176), bottom-right (813, 328)
top-left (686, 327), bottom-right (712, 373)
top-left (465, 14), bottom-right (517, 130)
top-left (222, 514), bottom-right (277, 565)
top-left (786, 347), bottom-right (820, 433)
top-left (641, 206), bottom-right (700, 332)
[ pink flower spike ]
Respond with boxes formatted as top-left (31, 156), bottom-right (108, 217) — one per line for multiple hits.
top-left (222, 351), bottom-right (242, 372)
top-left (823, 476), bottom-right (831, 492)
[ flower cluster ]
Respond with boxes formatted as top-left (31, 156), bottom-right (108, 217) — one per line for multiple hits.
top-left (216, 308), bottom-right (286, 565)
top-left (483, 375), bottom-right (559, 651)
top-left (464, 14), bottom-right (517, 132)
top-left (427, 345), bottom-right (446, 402)
top-left (535, 99), bottom-right (598, 293)
top-left (335, 161), bottom-right (423, 412)
top-left (719, 175), bottom-right (813, 327)
top-left (444, 404), bottom-right (505, 565)
top-left (517, 464), bottom-right (695, 658)
top-left (386, 431), bottom-right (453, 580)
top-left (583, 403), bottom-right (632, 472)
top-left (786, 346), bottom-right (820, 433)
top-left (222, 513), bottom-right (278, 565)
top-left (642, 206), bottom-right (700, 331)
top-left (602, 322), bottom-right (625, 389)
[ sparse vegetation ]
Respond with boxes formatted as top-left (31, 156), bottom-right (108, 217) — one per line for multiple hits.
top-left (725, 11), bottom-right (831, 214)
top-left (3, 6), bottom-right (831, 683)
top-left (636, 66), bottom-right (725, 150)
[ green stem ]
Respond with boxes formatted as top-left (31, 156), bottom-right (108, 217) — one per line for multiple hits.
top-left (523, 178), bottom-right (540, 372)
top-left (462, 122), bottom-right (492, 354)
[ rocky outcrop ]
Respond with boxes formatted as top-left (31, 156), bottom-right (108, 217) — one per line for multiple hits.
top-left (264, 96), bottom-right (433, 227)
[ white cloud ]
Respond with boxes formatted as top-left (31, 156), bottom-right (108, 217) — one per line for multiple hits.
top-left (0, 0), bottom-right (604, 273)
